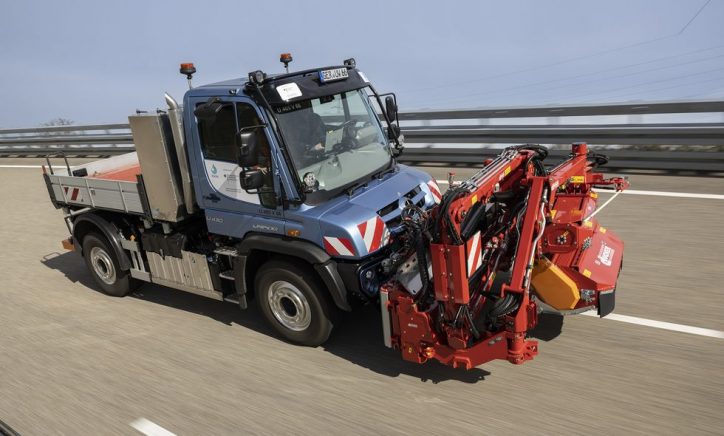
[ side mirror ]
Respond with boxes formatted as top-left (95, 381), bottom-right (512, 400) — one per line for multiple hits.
top-left (240, 169), bottom-right (265, 191)
top-left (385, 96), bottom-right (398, 122)
top-left (387, 123), bottom-right (401, 140)
top-left (236, 130), bottom-right (260, 167)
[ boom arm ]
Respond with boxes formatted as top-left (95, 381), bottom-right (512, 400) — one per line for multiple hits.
top-left (381, 143), bottom-right (628, 369)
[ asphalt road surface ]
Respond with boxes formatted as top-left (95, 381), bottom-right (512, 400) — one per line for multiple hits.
top-left (0, 161), bottom-right (722, 435)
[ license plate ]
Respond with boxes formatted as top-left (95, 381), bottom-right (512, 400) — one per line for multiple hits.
top-left (319, 68), bottom-right (349, 83)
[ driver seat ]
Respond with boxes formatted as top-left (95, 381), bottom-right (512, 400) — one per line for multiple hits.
top-left (306, 112), bottom-right (327, 148)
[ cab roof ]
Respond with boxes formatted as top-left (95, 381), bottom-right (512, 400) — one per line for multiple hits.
top-left (189, 66), bottom-right (370, 105)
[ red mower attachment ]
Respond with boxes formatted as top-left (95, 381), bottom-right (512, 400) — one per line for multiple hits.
top-left (379, 143), bottom-right (628, 369)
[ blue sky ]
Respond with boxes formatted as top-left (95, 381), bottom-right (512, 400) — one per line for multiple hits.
top-left (1, 0), bottom-right (723, 127)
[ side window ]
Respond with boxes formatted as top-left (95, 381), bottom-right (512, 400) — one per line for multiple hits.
top-left (197, 102), bottom-right (270, 163)
top-left (197, 102), bottom-right (277, 208)
top-left (197, 104), bottom-right (237, 162)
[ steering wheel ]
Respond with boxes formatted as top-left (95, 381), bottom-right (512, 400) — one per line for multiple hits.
top-left (332, 137), bottom-right (358, 153)
top-left (305, 145), bottom-right (327, 159)
top-left (332, 119), bottom-right (357, 131)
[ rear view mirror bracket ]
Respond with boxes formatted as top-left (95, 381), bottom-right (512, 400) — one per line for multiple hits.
top-left (193, 97), bottom-right (228, 122)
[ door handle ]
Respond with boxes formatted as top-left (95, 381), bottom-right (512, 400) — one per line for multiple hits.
top-left (204, 193), bottom-right (221, 202)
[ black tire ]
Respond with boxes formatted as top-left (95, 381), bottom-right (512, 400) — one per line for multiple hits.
top-left (82, 233), bottom-right (138, 297)
top-left (255, 259), bottom-right (338, 346)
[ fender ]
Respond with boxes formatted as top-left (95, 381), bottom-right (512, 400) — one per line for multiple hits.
top-left (235, 233), bottom-right (351, 311)
top-left (72, 213), bottom-right (132, 271)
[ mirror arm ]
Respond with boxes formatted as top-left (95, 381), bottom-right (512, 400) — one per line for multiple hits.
top-left (367, 84), bottom-right (401, 149)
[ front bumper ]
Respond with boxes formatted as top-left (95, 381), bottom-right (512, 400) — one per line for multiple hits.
top-left (336, 253), bottom-right (390, 301)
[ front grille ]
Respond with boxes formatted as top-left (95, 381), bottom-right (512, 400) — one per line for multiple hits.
top-left (377, 185), bottom-right (426, 230)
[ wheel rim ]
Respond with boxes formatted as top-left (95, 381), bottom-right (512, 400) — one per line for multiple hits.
top-left (267, 280), bottom-right (311, 332)
top-left (90, 246), bottom-right (116, 285)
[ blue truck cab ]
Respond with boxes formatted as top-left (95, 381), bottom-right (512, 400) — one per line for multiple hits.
top-left (47, 57), bottom-right (441, 346)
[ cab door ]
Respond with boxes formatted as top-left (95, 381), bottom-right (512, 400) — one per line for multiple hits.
top-left (190, 97), bottom-right (286, 239)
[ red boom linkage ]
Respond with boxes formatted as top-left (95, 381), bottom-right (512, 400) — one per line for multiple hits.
top-left (380, 143), bottom-right (628, 369)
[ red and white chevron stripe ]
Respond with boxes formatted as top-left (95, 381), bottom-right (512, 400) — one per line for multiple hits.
top-left (63, 186), bottom-right (83, 202)
top-left (466, 231), bottom-right (483, 277)
top-left (323, 236), bottom-right (355, 257)
top-left (427, 180), bottom-right (442, 204)
top-left (357, 216), bottom-right (389, 255)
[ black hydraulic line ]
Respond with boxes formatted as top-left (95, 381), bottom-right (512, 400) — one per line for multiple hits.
top-left (521, 144), bottom-right (549, 159)
top-left (460, 201), bottom-right (486, 240)
top-left (465, 307), bottom-right (481, 339)
top-left (489, 293), bottom-right (520, 319)
top-left (412, 222), bottom-right (430, 301)
top-left (589, 152), bottom-right (610, 168)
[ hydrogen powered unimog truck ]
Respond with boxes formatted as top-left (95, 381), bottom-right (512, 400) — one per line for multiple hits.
top-left (44, 56), bottom-right (627, 369)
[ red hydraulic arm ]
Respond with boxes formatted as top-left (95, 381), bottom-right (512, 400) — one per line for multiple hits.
top-left (381, 143), bottom-right (628, 370)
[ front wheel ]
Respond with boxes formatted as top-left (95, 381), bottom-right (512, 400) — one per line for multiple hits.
top-left (255, 259), bottom-right (338, 346)
top-left (82, 233), bottom-right (138, 297)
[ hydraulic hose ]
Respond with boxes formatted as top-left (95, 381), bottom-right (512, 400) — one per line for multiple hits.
top-left (589, 152), bottom-right (609, 168)
top-left (515, 143), bottom-right (549, 160)
top-left (415, 227), bottom-right (430, 300)
top-left (489, 293), bottom-right (520, 319)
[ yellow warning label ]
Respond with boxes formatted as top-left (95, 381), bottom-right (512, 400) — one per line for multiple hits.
top-left (583, 269), bottom-right (592, 278)
top-left (471, 195), bottom-right (478, 205)
top-left (590, 192), bottom-right (598, 199)
top-left (583, 220), bottom-right (593, 228)
top-left (600, 227), bottom-right (607, 233)
top-left (550, 209), bottom-right (557, 218)
top-left (504, 166), bottom-right (511, 176)
top-left (570, 176), bottom-right (585, 184)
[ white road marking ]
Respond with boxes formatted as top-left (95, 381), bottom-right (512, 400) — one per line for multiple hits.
top-left (436, 176), bottom-right (724, 338)
top-left (130, 418), bottom-right (177, 436)
top-left (581, 311), bottom-right (724, 339)
top-left (603, 189), bottom-right (724, 200)
top-left (435, 179), bottom-right (724, 200)
top-left (0, 164), bottom-right (43, 168)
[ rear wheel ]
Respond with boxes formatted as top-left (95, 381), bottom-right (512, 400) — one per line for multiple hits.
top-left (255, 259), bottom-right (338, 346)
top-left (82, 233), bottom-right (138, 297)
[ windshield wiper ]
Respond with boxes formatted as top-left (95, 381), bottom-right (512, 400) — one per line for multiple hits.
top-left (374, 162), bottom-right (397, 180)
top-left (346, 162), bottom-right (396, 197)
top-left (346, 180), bottom-right (368, 197)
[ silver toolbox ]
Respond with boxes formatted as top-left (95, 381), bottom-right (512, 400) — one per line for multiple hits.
top-left (128, 113), bottom-right (186, 222)
top-left (146, 250), bottom-right (220, 300)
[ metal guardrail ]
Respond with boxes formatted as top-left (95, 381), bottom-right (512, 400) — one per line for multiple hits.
top-left (399, 100), bottom-right (724, 120)
top-left (402, 123), bottom-right (724, 146)
top-left (0, 124), bottom-right (133, 157)
top-left (399, 147), bottom-right (724, 173)
top-left (1, 100), bottom-right (723, 173)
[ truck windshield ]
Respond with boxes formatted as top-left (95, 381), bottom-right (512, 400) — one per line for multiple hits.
top-left (274, 89), bottom-right (391, 194)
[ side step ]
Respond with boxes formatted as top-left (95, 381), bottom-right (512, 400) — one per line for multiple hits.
top-left (219, 270), bottom-right (235, 281)
top-left (214, 248), bottom-right (247, 309)
top-left (214, 246), bottom-right (239, 257)
top-left (223, 293), bottom-right (240, 304)
top-left (222, 292), bottom-right (247, 309)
